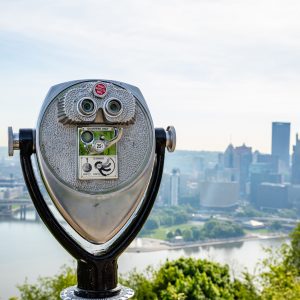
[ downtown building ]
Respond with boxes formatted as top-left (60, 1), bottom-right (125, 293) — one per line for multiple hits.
top-left (289, 134), bottom-right (300, 209)
top-left (250, 131), bottom-right (300, 210)
top-left (170, 169), bottom-right (180, 206)
top-left (271, 122), bottom-right (290, 170)
top-left (218, 143), bottom-right (252, 198)
top-left (249, 151), bottom-right (281, 206)
top-left (199, 181), bottom-right (239, 209)
top-left (249, 122), bottom-right (291, 209)
top-left (292, 134), bottom-right (300, 184)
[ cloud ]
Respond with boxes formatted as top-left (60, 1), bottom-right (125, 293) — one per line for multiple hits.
top-left (1, 0), bottom-right (300, 151)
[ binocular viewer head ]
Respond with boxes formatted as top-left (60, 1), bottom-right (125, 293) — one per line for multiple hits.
top-left (8, 79), bottom-right (176, 298)
top-left (9, 79), bottom-right (176, 247)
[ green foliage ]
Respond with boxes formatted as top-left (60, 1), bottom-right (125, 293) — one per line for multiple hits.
top-left (144, 217), bottom-right (160, 230)
top-left (150, 206), bottom-right (189, 228)
top-left (202, 219), bottom-right (244, 239)
top-left (288, 222), bottom-right (300, 271)
top-left (12, 258), bottom-right (258, 300)
top-left (160, 215), bottom-right (174, 227)
top-left (182, 229), bottom-right (193, 241)
top-left (232, 273), bottom-right (260, 300)
top-left (78, 128), bottom-right (117, 156)
top-left (174, 228), bottom-right (182, 236)
top-left (10, 265), bottom-right (76, 300)
top-left (173, 211), bottom-right (188, 225)
top-left (121, 257), bottom-right (257, 300)
top-left (191, 227), bottom-right (201, 241)
top-left (139, 206), bottom-right (190, 237)
top-left (277, 209), bottom-right (298, 219)
top-left (120, 267), bottom-right (157, 300)
top-left (257, 223), bottom-right (300, 300)
top-left (258, 245), bottom-right (300, 300)
top-left (235, 206), bottom-right (299, 220)
top-left (165, 220), bottom-right (244, 242)
top-left (234, 206), bottom-right (265, 218)
top-left (269, 220), bottom-right (282, 231)
top-left (153, 258), bottom-right (234, 299)
top-left (166, 231), bottom-right (174, 240)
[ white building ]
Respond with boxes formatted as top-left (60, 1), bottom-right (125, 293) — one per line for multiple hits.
top-left (0, 188), bottom-right (6, 200)
top-left (170, 169), bottom-right (180, 206)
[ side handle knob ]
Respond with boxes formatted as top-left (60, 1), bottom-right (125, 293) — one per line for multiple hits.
top-left (166, 126), bottom-right (176, 152)
top-left (8, 127), bottom-right (20, 156)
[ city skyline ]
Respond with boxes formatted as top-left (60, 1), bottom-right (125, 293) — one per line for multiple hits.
top-left (1, 120), bottom-right (299, 154)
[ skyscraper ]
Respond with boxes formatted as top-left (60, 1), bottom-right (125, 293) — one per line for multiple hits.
top-left (222, 143), bottom-right (252, 196)
top-left (292, 134), bottom-right (300, 184)
top-left (224, 144), bottom-right (234, 168)
top-left (235, 144), bottom-right (252, 196)
top-left (271, 122), bottom-right (290, 168)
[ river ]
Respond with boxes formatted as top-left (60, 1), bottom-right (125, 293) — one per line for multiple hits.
top-left (0, 218), bottom-right (288, 299)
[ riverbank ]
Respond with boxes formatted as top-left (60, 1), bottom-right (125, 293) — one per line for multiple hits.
top-left (127, 233), bottom-right (289, 252)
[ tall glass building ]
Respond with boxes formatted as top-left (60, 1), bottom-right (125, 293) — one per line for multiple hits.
top-left (271, 122), bottom-right (291, 167)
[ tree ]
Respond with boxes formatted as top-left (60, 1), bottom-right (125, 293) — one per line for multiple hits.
top-left (287, 222), bottom-right (300, 272)
top-left (10, 265), bottom-right (76, 300)
top-left (174, 212), bottom-right (188, 225)
top-left (174, 228), bottom-right (182, 236)
top-left (201, 219), bottom-right (244, 239)
top-left (13, 258), bottom-right (258, 300)
top-left (120, 267), bottom-right (157, 300)
top-left (191, 227), bottom-right (201, 241)
top-left (182, 229), bottom-right (193, 241)
top-left (160, 215), bottom-right (174, 227)
top-left (166, 231), bottom-right (174, 240)
top-left (122, 257), bottom-right (258, 300)
top-left (258, 223), bottom-right (300, 299)
top-left (144, 218), bottom-right (159, 231)
top-left (270, 220), bottom-right (282, 231)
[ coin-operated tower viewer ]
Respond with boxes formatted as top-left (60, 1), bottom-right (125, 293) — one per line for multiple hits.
top-left (8, 79), bottom-right (176, 299)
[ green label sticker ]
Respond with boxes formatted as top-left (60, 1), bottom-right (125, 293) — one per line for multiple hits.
top-left (78, 127), bottom-right (118, 180)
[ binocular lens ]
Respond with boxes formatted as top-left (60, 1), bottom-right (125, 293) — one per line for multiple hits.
top-left (81, 130), bottom-right (94, 144)
top-left (79, 98), bottom-right (96, 115)
top-left (106, 99), bottom-right (122, 116)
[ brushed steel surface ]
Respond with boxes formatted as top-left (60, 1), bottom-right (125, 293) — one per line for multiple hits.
top-left (35, 80), bottom-right (155, 247)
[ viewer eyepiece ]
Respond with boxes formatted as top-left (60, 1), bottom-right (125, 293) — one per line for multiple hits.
top-left (105, 98), bottom-right (123, 116)
top-left (78, 98), bottom-right (96, 115)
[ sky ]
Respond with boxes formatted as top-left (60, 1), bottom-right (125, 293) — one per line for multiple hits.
top-left (1, 0), bottom-right (300, 152)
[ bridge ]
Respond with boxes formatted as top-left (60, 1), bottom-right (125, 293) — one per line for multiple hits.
top-left (0, 199), bottom-right (32, 205)
top-left (0, 198), bottom-right (37, 220)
